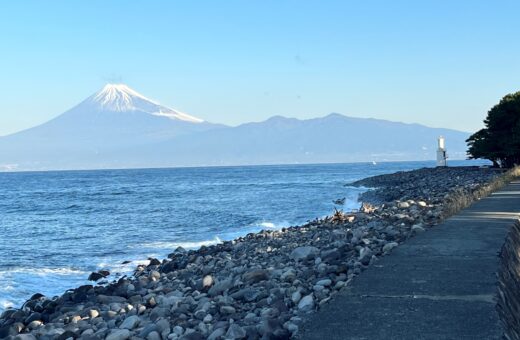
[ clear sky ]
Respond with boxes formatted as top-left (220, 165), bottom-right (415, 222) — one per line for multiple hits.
top-left (0, 0), bottom-right (519, 136)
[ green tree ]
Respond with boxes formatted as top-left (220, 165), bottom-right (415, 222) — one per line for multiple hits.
top-left (467, 91), bottom-right (520, 168)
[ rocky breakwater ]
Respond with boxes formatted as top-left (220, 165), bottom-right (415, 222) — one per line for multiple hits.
top-left (0, 166), bottom-right (507, 340)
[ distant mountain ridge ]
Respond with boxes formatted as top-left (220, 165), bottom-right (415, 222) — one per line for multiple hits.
top-left (0, 85), bottom-right (470, 171)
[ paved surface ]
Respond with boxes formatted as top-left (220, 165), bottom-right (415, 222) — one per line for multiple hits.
top-left (300, 180), bottom-right (520, 340)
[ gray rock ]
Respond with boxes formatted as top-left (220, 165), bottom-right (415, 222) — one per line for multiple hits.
top-left (297, 294), bottom-right (314, 311)
top-left (260, 307), bottom-right (280, 318)
top-left (316, 279), bottom-right (332, 286)
top-left (230, 287), bottom-right (260, 302)
top-left (226, 323), bottom-right (247, 339)
top-left (146, 331), bottom-right (161, 340)
top-left (139, 324), bottom-right (158, 338)
top-left (208, 278), bottom-right (233, 296)
top-left (97, 295), bottom-right (127, 304)
top-left (321, 248), bottom-right (341, 263)
top-left (149, 270), bottom-right (161, 281)
top-left (291, 290), bottom-right (302, 304)
top-left (290, 246), bottom-right (319, 260)
top-left (242, 269), bottom-right (269, 283)
top-left (156, 318), bottom-right (170, 334)
top-left (280, 269), bottom-right (296, 282)
top-left (383, 242), bottom-right (398, 252)
top-left (359, 247), bottom-right (373, 264)
top-left (119, 315), bottom-right (140, 329)
top-left (173, 325), bottom-right (184, 335)
top-left (106, 329), bottom-right (131, 340)
top-left (24, 312), bottom-right (41, 324)
top-left (13, 335), bottom-right (37, 340)
top-left (207, 327), bottom-right (226, 340)
top-left (220, 305), bottom-right (236, 314)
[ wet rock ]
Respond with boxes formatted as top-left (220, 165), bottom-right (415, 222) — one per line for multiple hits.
top-left (88, 270), bottom-right (110, 281)
top-left (24, 312), bottom-right (41, 324)
top-left (148, 258), bottom-right (161, 266)
top-left (26, 320), bottom-right (42, 330)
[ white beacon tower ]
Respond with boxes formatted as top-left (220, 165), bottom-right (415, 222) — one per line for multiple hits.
top-left (436, 136), bottom-right (447, 167)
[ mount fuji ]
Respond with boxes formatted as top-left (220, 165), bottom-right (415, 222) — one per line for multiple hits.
top-left (0, 84), bottom-right (223, 169)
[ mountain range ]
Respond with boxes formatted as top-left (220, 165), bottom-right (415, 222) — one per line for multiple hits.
top-left (0, 84), bottom-right (470, 171)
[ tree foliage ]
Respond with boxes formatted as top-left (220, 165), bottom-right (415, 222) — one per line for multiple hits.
top-left (467, 91), bottom-right (520, 168)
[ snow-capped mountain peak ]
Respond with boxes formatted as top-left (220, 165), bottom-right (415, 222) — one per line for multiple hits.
top-left (93, 84), bottom-right (158, 111)
top-left (90, 84), bottom-right (204, 123)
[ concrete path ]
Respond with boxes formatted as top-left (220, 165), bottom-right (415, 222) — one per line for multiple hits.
top-left (300, 180), bottom-right (520, 340)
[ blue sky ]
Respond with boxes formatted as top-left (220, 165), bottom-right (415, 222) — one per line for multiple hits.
top-left (0, 0), bottom-right (519, 135)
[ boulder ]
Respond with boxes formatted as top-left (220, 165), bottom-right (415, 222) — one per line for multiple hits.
top-left (290, 246), bottom-right (319, 260)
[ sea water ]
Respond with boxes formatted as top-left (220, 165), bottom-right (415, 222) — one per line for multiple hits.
top-left (0, 161), bottom-right (481, 311)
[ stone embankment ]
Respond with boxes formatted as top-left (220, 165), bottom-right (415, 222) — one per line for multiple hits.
top-left (0, 166), bottom-right (510, 340)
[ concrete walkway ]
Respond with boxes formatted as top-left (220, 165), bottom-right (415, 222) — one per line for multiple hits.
top-left (300, 180), bottom-right (520, 340)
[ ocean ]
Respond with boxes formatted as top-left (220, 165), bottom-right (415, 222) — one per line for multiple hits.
top-left (0, 160), bottom-right (482, 311)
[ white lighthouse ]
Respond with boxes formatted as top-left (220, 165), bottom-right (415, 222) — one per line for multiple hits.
top-left (436, 136), bottom-right (447, 167)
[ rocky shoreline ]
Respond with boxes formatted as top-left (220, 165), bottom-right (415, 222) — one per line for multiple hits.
top-left (0, 166), bottom-right (510, 340)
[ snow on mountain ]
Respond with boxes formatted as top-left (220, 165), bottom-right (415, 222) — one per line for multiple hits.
top-left (90, 84), bottom-right (204, 123)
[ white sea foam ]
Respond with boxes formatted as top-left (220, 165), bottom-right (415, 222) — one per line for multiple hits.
top-left (257, 221), bottom-right (290, 229)
top-left (137, 236), bottom-right (223, 250)
top-left (0, 300), bottom-right (14, 309)
top-left (341, 186), bottom-right (368, 212)
top-left (0, 267), bottom-right (87, 276)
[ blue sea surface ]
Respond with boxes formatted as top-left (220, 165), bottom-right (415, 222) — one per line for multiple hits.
top-left (0, 160), bottom-right (483, 310)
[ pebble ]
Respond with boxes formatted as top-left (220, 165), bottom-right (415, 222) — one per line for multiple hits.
top-left (202, 275), bottom-right (214, 289)
top-left (298, 294), bottom-right (315, 311)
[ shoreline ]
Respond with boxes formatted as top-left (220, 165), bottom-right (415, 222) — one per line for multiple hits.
top-left (0, 166), bottom-right (513, 340)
